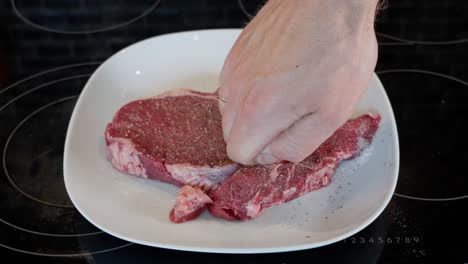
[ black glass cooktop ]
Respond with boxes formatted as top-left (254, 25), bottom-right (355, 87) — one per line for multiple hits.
top-left (1, 0), bottom-right (467, 263)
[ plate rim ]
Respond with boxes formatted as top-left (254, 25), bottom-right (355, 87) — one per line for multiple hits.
top-left (63, 28), bottom-right (400, 254)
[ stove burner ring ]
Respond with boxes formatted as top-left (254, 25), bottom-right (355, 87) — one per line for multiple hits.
top-left (0, 74), bottom-right (91, 113)
top-left (377, 68), bottom-right (468, 202)
top-left (11, 0), bottom-right (160, 34)
top-left (0, 64), bottom-right (134, 256)
top-left (0, 62), bottom-right (101, 97)
top-left (377, 31), bottom-right (468, 46)
top-left (0, 242), bottom-right (133, 257)
top-left (1, 74), bottom-right (92, 208)
top-left (393, 193), bottom-right (468, 202)
top-left (377, 69), bottom-right (468, 86)
top-left (0, 68), bottom-right (97, 209)
top-left (238, 0), bottom-right (254, 19)
top-left (0, 212), bottom-right (102, 237)
top-left (3, 96), bottom-right (79, 208)
top-left (0, 97), bottom-right (106, 237)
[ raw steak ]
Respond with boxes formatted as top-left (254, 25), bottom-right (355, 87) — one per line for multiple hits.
top-left (105, 89), bottom-right (238, 191)
top-left (170, 185), bottom-right (213, 223)
top-left (208, 113), bottom-right (381, 220)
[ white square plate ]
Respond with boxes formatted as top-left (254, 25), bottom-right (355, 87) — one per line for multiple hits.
top-left (63, 29), bottom-right (399, 253)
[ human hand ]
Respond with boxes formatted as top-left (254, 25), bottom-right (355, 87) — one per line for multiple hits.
top-left (218, 0), bottom-right (380, 165)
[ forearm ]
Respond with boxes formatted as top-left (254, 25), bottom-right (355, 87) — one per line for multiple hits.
top-left (296, 0), bottom-right (382, 20)
top-left (294, 0), bottom-right (381, 34)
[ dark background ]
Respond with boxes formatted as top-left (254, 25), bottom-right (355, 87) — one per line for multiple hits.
top-left (0, 0), bottom-right (467, 263)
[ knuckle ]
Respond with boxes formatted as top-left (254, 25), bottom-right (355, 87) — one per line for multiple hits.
top-left (242, 81), bottom-right (282, 113)
top-left (240, 87), bottom-right (265, 115)
top-left (270, 133), bottom-right (310, 163)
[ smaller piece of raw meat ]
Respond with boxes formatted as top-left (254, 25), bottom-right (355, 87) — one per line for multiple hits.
top-left (169, 185), bottom-right (213, 223)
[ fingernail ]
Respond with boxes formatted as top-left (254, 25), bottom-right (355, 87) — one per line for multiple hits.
top-left (255, 151), bottom-right (279, 165)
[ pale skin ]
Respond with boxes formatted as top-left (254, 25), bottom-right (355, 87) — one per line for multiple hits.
top-left (218, 0), bottom-right (381, 165)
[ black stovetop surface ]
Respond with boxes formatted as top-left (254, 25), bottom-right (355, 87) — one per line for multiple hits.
top-left (0, 0), bottom-right (467, 263)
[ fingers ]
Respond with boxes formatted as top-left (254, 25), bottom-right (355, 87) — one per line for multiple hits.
top-left (255, 146), bottom-right (280, 164)
top-left (259, 111), bottom-right (346, 164)
top-left (225, 87), bottom-right (305, 165)
top-left (218, 84), bottom-right (239, 141)
top-left (218, 34), bottom-right (256, 141)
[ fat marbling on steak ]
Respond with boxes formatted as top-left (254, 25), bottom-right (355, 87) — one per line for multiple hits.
top-left (208, 113), bottom-right (381, 220)
top-left (105, 89), bottom-right (238, 191)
